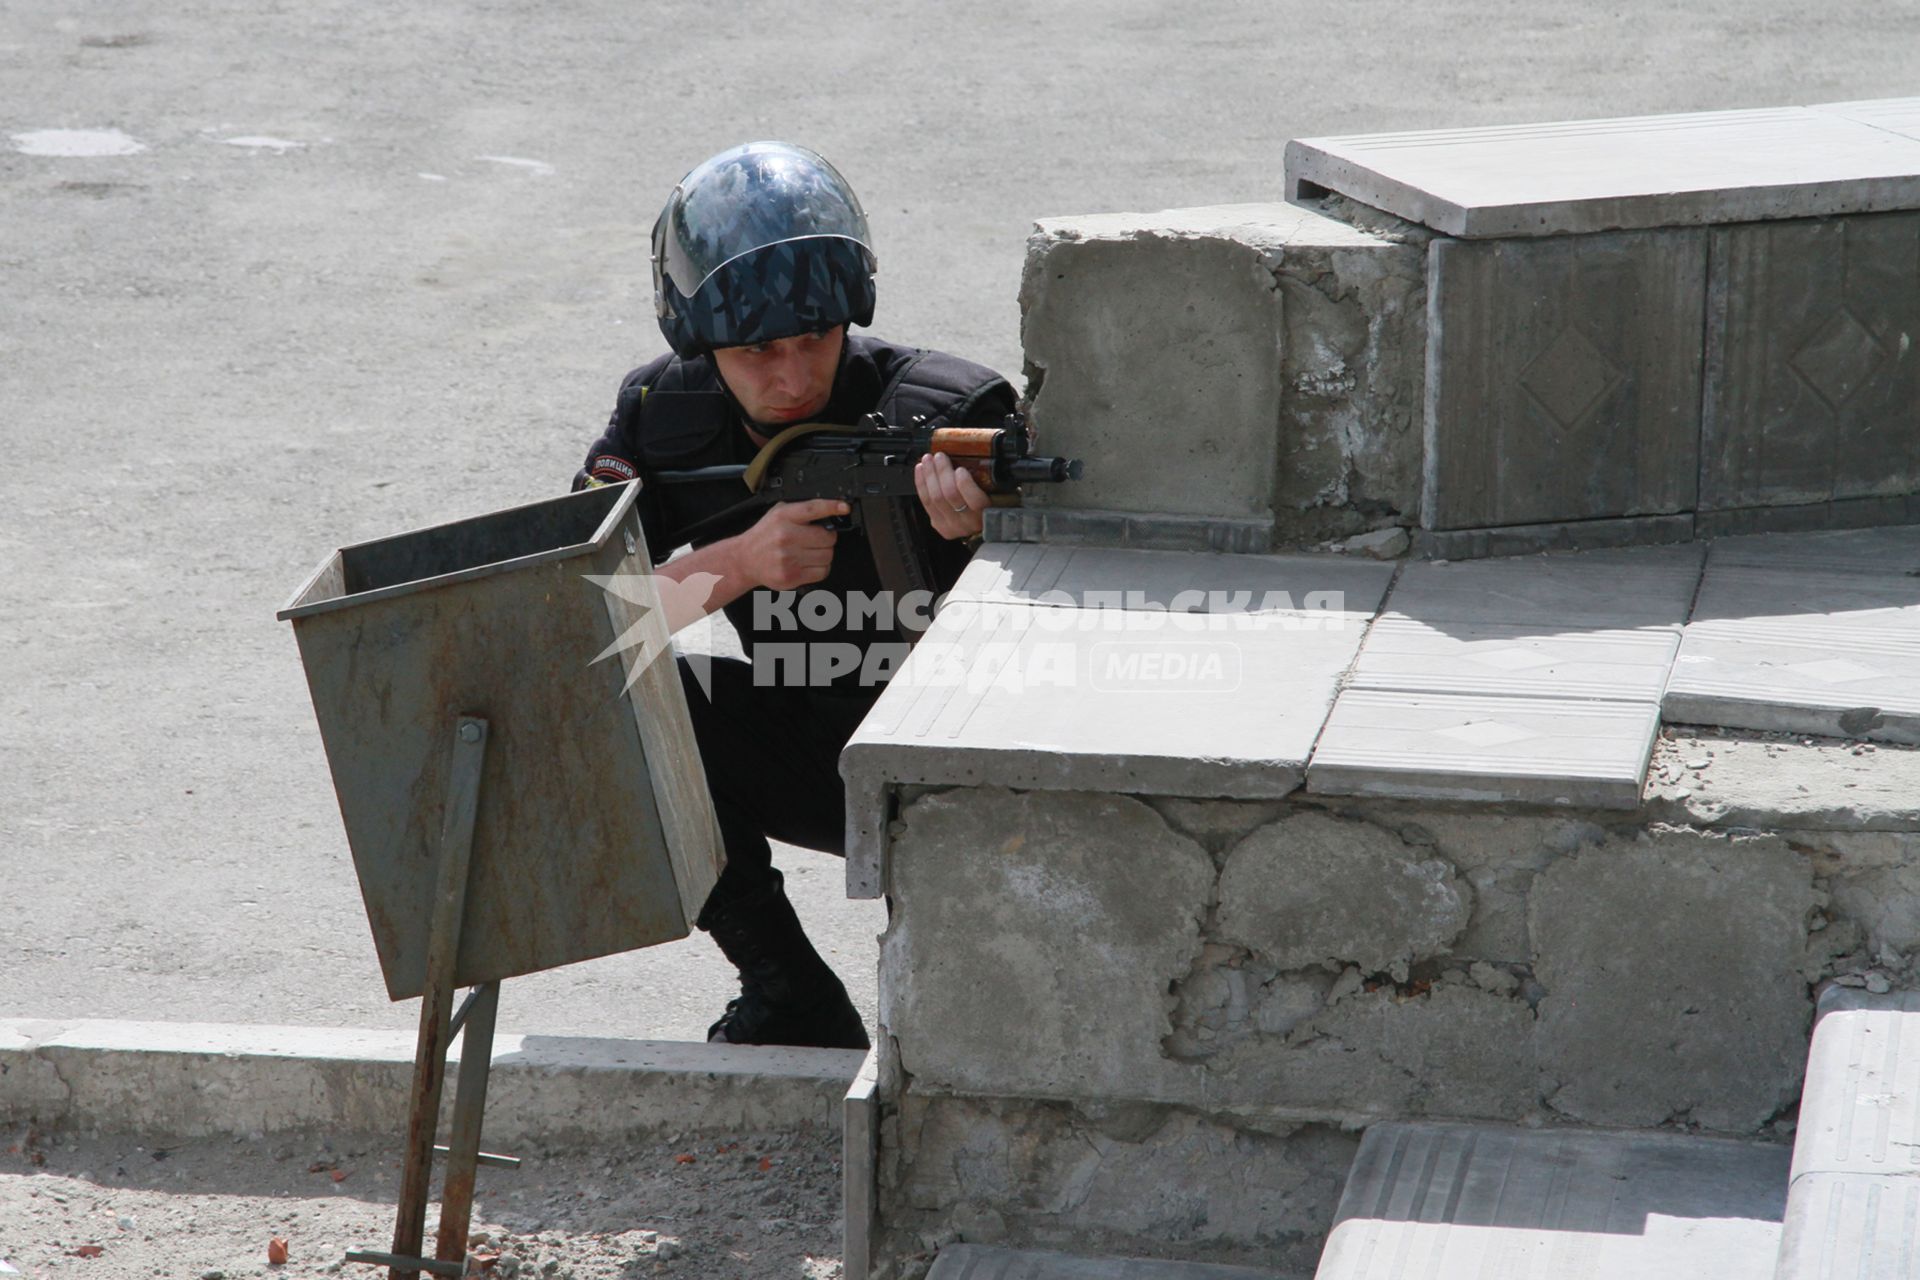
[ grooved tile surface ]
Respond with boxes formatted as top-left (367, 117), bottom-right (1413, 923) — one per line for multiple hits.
top-left (1701, 212), bottom-right (1920, 510)
top-left (945, 542), bottom-right (1396, 616)
top-left (929, 1244), bottom-right (1287, 1280)
top-left (1662, 561), bottom-right (1920, 743)
top-left (1423, 234), bottom-right (1706, 530)
top-left (1306, 689), bottom-right (1660, 808)
top-left (1382, 546), bottom-right (1706, 628)
top-left (1709, 526), bottom-right (1920, 575)
top-left (1775, 1173), bottom-right (1920, 1280)
top-left (1286, 104), bottom-right (1920, 238)
top-left (1791, 995), bottom-right (1920, 1182)
top-left (1349, 617), bottom-right (1681, 702)
top-left (1317, 1122), bottom-right (1789, 1280)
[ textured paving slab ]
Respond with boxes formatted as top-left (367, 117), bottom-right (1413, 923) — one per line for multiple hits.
top-left (1710, 525), bottom-right (1920, 575)
top-left (1316, 1121), bottom-right (1789, 1280)
top-left (1349, 617), bottom-right (1680, 701)
top-left (844, 597), bottom-right (1367, 895)
top-left (1701, 211), bottom-right (1920, 510)
top-left (1816, 97), bottom-right (1920, 143)
top-left (947, 542), bottom-right (1396, 616)
top-left (1287, 103), bottom-right (1920, 237)
top-left (1306, 688), bottom-right (1659, 808)
top-left (1385, 546), bottom-right (1705, 628)
top-left (1774, 992), bottom-right (1920, 1280)
top-left (1663, 563), bottom-right (1920, 744)
top-left (1775, 1172), bottom-right (1920, 1280)
top-left (1792, 990), bottom-right (1920, 1182)
top-left (930, 1244), bottom-right (1287, 1280)
top-left (1423, 232), bottom-right (1705, 529)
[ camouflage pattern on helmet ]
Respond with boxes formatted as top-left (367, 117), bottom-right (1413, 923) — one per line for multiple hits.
top-left (652, 142), bottom-right (877, 357)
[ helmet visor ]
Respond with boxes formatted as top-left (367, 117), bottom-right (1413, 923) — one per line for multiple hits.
top-left (655, 142), bottom-right (873, 300)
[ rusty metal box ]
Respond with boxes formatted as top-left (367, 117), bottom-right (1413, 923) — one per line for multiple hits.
top-left (278, 483), bottom-right (722, 1000)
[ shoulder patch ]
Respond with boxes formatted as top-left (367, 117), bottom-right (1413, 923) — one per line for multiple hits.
top-left (589, 455), bottom-right (638, 483)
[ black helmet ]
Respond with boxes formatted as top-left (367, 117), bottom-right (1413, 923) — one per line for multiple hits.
top-left (651, 141), bottom-right (877, 358)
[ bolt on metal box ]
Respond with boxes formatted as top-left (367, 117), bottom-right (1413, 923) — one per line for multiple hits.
top-left (278, 483), bottom-right (722, 1000)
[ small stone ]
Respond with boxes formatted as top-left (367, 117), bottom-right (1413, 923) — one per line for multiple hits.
top-left (1469, 961), bottom-right (1519, 996)
top-left (655, 1240), bottom-right (681, 1262)
top-left (1834, 973), bottom-right (1869, 988)
top-left (1685, 757), bottom-right (1711, 770)
top-left (1867, 973), bottom-right (1892, 995)
top-left (116, 1215), bottom-right (135, 1230)
top-left (639, 1231), bottom-right (658, 1245)
top-left (202, 1271), bottom-right (227, 1280)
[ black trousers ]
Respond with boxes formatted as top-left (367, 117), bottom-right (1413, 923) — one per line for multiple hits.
top-left (677, 655), bottom-right (879, 923)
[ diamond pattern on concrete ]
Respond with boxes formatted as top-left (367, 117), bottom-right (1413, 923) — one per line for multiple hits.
top-left (1317, 1122), bottom-right (1788, 1280)
top-left (1351, 617), bottom-right (1682, 702)
top-left (1424, 233), bottom-right (1706, 530)
top-left (1663, 559), bottom-right (1920, 743)
top-left (1701, 212), bottom-right (1920, 509)
top-left (1306, 689), bottom-right (1660, 808)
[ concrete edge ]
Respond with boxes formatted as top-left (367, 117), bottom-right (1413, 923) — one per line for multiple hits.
top-left (0, 1018), bottom-right (866, 1145)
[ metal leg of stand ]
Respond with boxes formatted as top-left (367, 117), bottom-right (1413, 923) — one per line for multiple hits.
top-left (388, 716), bottom-right (489, 1280)
top-left (435, 979), bottom-right (499, 1264)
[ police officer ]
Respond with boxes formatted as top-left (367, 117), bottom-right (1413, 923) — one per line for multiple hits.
top-left (573, 142), bottom-right (1017, 1049)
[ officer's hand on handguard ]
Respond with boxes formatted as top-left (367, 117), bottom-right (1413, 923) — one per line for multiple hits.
top-left (740, 498), bottom-right (847, 589)
top-left (914, 453), bottom-right (987, 541)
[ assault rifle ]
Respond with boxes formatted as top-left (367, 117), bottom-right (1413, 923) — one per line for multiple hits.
top-left (652, 412), bottom-right (1082, 607)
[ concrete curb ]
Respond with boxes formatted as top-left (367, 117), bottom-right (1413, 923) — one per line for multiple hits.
top-left (0, 1019), bottom-right (867, 1145)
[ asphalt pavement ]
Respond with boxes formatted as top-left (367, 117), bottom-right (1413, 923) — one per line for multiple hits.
top-left (2, 0), bottom-right (1916, 1043)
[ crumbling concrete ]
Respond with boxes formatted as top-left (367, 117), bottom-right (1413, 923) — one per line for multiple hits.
top-left (1529, 831), bottom-right (1818, 1131)
top-left (1018, 204), bottom-right (1426, 546)
top-left (877, 1093), bottom-right (1351, 1280)
top-left (868, 754), bottom-right (1920, 1269)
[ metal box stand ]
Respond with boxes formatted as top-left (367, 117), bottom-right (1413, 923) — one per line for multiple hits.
top-left (279, 483), bottom-right (722, 1277)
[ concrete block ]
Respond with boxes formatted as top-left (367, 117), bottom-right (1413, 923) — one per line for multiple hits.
top-left (1019, 203), bottom-right (1426, 541)
top-left (1286, 103), bottom-right (1920, 238)
top-left (1201, 985), bottom-right (1538, 1123)
top-left (1694, 494), bottom-right (1920, 539)
top-left (0, 1018), bottom-right (863, 1142)
top-left (1306, 689), bottom-right (1659, 809)
top-left (1641, 735), bottom-right (1920, 833)
top-left (1813, 96), bottom-right (1920, 143)
top-left (846, 1049), bottom-right (881, 1280)
top-left (945, 543), bottom-right (1396, 616)
top-left (1790, 997), bottom-right (1920, 1181)
top-left (984, 507), bottom-right (1276, 555)
top-left (1214, 812), bottom-right (1471, 976)
top-left (1529, 832), bottom-right (1817, 1131)
top-left (1775, 1172), bottom-right (1920, 1280)
top-left (1423, 232), bottom-right (1706, 530)
top-left (881, 789), bottom-right (1216, 1100)
top-left (843, 598), bottom-right (1367, 897)
top-left (1663, 565), bottom-right (1920, 745)
top-left (1386, 811), bottom-right (1609, 963)
top-left (1412, 513), bottom-right (1696, 561)
top-left (1710, 525), bottom-right (1920, 575)
top-left (884, 1094), bottom-right (1352, 1276)
top-left (1349, 616), bottom-right (1681, 702)
top-left (928, 1244), bottom-right (1289, 1279)
top-left (1319, 1121), bottom-right (1788, 1280)
top-left (1702, 212), bottom-right (1920, 509)
top-left (1384, 545), bottom-right (1704, 629)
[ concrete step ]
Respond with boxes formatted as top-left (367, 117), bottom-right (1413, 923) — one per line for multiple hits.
top-left (1775, 988), bottom-right (1920, 1279)
top-left (927, 1244), bottom-right (1288, 1279)
top-left (1314, 1121), bottom-right (1788, 1279)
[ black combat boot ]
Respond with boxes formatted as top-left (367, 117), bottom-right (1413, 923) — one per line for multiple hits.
top-left (700, 870), bottom-right (870, 1050)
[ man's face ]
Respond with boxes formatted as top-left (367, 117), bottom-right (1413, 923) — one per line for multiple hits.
top-left (710, 326), bottom-right (845, 430)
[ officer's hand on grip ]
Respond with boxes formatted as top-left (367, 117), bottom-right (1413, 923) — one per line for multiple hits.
top-left (739, 498), bottom-right (846, 590)
top-left (914, 452), bottom-right (987, 541)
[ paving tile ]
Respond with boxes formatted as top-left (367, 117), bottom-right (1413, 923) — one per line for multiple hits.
top-left (1424, 233), bottom-right (1705, 530)
top-left (844, 599), bottom-right (1365, 894)
top-left (945, 542), bottom-right (1396, 616)
top-left (1306, 689), bottom-right (1659, 808)
top-left (1775, 1172), bottom-right (1920, 1280)
top-left (1287, 104), bottom-right (1920, 238)
top-left (1383, 546), bottom-right (1704, 629)
top-left (1349, 617), bottom-right (1680, 702)
top-left (1709, 525), bottom-right (1920, 576)
top-left (1702, 212), bottom-right (1920, 510)
top-left (1790, 994), bottom-right (1920, 1182)
top-left (1662, 564), bottom-right (1920, 744)
top-left (1319, 1122), bottom-right (1788, 1280)
top-left (1814, 96), bottom-right (1920, 143)
top-left (929, 1243), bottom-right (1286, 1280)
